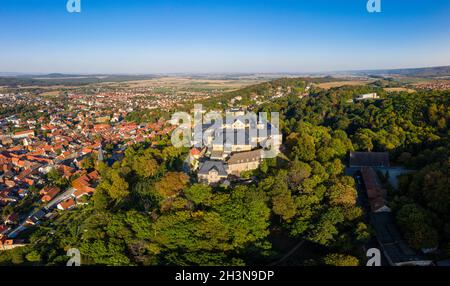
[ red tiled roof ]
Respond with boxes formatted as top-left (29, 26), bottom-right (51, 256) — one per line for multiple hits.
top-left (14, 130), bottom-right (34, 136)
top-left (40, 186), bottom-right (60, 196)
top-left (72, 170), bottom-right (99, 198)
top-left (0, 225), bottom-right (9, 234)
top-left (361, 167), bottom-right (388, 212)
top-left (58, 198), bottom-right (76, 210)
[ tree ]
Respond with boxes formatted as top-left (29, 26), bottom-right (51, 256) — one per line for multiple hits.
top-left (10, 248), bottom-right (25, 265)
top-left (132, 180), bottom-right (160, 211)
top-left (81, 155), bottom-right (96, 170)
top-left (2, 205), bottom-right (14, 219)
top-left (25, 251), bottom-right (42, 263)
top-left (323, 253), bottom-right (359, 266)
top-left (269, 172), bottom-right (296, 221)
top-left (93, 188), bottom-right (111, 210)
top-left (272, 192), bottom-right (297, 221)
top-left (149, 187), bottom-right (271, 266)
top-left (335, 117), bottom-right (350, 130)
top-left (98, 170), bottom-right (129, 202)
top-left (287, 159), bottom-right (311, 189)
top-left (437, 117), bottom-right (447, 130)
top-left (184, 184), bottom-right (213, 205)
top-left (317, 147), bottom-right (336, 163)
top-left (109, 172), bottom-right (130, 201)
top-left (355, 222), bottom-right (371, 242)
top-left (213, 186), bottom-right (271, 250)
top-left (287, 133), bottom-right (316, 162)
top-left (308, 207), bottom-right (344, 245)
top-left (427, 103), bottom-right (438, 123)
top-left (353, 129), bottom-right (375, 151)
top-left (79, 239), bottom-right (131, 266)
top-left (324, 159), bottom-right (344, 177)
top-left (396, 204), bottom-right (439, 250)
top-left (407, 161), bottom-right (450, 215)
top-left (131, 153), bottom-right (158, 178)
top-left (259, 159), bottom-right (269, 174)
top-left (47, 168), bottom-right (68, 188)
top-left (328, 182), bottom-right (357, 207)
top-left (155, 172), bottom-right (189, 198)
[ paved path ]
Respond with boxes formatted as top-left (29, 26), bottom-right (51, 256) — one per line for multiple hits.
top-left (45, 187), bottom-right (76, 210)
top-left (7, 187), bottom-right (76, 238)
top-left (269, 240), bottom-right (305, 266)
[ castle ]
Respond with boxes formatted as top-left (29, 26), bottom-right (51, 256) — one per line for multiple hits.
top-left (188, 109), bottom-right (282, 185)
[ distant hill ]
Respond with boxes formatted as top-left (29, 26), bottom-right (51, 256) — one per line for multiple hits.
top-left (0, 74), bottom-right (160, 87)
top-left (197, 76), bottom-right (343, 109)
top-left (2, 65), bottom-right (450, 88)
top-left (353, 66), bottom-right (450, 78)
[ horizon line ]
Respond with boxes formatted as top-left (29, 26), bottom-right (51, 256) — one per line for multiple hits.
top-left (1, 64), bottom-right (450, 77)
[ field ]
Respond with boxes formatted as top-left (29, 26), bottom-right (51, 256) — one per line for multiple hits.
top-left (39, 90), bottom-right (62, 97)
top-left (384, 87), bottom-right (416, 93)
top-left (313, 80), bottom-right (373, 89)
top-left (5, 77), bottom-right (262, 93)
top-left (99, 77), bottom-right (263, 91)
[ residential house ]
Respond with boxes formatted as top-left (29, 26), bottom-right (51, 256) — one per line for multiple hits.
top-left (72, 170), bottom-right (99, 199)
top-left (227, 149), bottom-right (262, 176)
top-left (0, 225), bottom-right (9, 236)
top-left (198, 161), bottom-right (228, 185)
top-left (0, 189), bottom-right (17, 204)
top-left (39, 186), bottom-right (61, 203)
top-left (57, 198), bottom-right (76, 211)
top-left (355, 93), bottom-right (379, 101)
top-left (17, 188), bottom-right (29, 198)
top-left (349, 151), bottom-right (390, 168)
top-left (188, 147), bottom-right (203, 170)
top-left (4, 213), bottom-right (19, 225)
top-left (25, 209), bottom-right (46, 226)
top-left (360, 167), bottom-right (391, 213)
top-left (12, 130), bottom-right (34, 139)
top-left (58, 164), bottom-right (75, 179)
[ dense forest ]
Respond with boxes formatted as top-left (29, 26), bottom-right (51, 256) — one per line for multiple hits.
top-left (1, 79), bottom-right (448, 266)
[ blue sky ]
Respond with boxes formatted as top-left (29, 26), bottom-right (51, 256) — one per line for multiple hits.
top-left (1, 0), bottom-right (450, 74)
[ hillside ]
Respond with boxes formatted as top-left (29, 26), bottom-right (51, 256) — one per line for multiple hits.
top-left (355, 66), bottom-right (450, 78)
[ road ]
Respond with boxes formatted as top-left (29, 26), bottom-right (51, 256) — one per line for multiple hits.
top-left (7, 187), bottom-right (76, 239)
top-left (45, 187), bottom-right (76, 210)
top-left (269, 240), bottom-right (305, 266)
